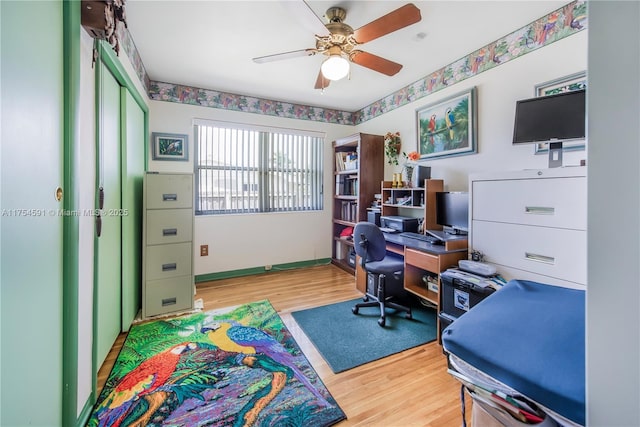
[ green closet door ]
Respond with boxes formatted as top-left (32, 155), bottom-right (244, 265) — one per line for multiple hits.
top-left (95, 62), bottom-right (122, 367)
top-left (1, 1), bottom-right (64, 424)
top-left (121, 88), bottom-right (144, 330)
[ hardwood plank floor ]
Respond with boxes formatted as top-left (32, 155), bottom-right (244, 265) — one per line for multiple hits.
top-left (97, 264), bottom-right (472, 426)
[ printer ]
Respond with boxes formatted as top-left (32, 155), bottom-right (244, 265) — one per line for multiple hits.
top-left (379, 215), bottom-right (419, 233)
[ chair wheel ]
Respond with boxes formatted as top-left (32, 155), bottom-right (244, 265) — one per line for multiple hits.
top-left (362, 295), bottom-right (369, 302)
top-left (378, 317), bottom-right (385, 327)
top-left (405, 313), bottom-right (412, 319)
top-left (352, 306), bottom-right (359, 315)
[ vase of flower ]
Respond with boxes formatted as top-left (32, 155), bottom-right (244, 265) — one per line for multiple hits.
top-left (402, 151), bottom-right (420, 187)
top-left (404, 165), bottom-right (414, 187)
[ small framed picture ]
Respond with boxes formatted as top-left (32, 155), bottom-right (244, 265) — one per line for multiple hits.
top-left (534, 71), bottom-right (587, 154)
top-left (151, 132), bottom-right (188, 161)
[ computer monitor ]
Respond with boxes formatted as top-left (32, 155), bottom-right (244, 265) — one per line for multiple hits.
top-left (512, 89), bottom-right (586, 168)
top-left (436, 192), bottom-right (469, 235)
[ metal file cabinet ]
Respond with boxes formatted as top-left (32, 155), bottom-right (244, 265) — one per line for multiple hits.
top-left (469, 167), bottom-right (587, 289)
top-left (142, 172), bottom-right (194, 318)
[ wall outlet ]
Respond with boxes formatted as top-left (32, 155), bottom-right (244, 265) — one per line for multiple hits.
top-left (264, 265), bottom-right (272, 271)
top-left (200, 245), bottom-right (208, 256)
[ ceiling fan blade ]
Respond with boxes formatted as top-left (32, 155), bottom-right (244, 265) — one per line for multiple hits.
top-left (314, 69), bottom-right (331, 90)
top-left (353, 3), bottom-right (422, 44)
top-left (350, 50), bottom-right (403, 76)
top-left (253, 48), bottom-right (317, 64)
top-left (282, 0), bottom-right (330, 37)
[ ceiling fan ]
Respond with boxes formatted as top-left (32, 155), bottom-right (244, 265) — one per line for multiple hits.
top-left (252, 1), bottom-right (422, 90)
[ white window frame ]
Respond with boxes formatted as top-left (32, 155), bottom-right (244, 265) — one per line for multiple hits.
top-left (194, 119), bottom-right (324, 215)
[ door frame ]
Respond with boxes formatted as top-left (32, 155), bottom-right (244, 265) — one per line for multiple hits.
top-left (62, 3), bottom-right (81, 425)
top-left (68, 36), bottom-right (148, 425)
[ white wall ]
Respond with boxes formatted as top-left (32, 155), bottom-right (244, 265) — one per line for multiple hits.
top-left (587, 2), bottom-right (640, 424)
top-left (148, 101), bottom-right (352, 275)
top-left (356, 31), bottom-right (588, 191)
top-left (149, 29), bottom-right (587, 277)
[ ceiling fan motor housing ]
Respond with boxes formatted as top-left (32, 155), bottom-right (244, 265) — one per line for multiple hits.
top-left (325, 7), bottom-right (347, 23)
top-left (317, 8), bottom-right (357, 54)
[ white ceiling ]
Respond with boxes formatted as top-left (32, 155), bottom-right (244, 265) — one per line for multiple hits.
top-left (125, 0), bottom-right (568, 112)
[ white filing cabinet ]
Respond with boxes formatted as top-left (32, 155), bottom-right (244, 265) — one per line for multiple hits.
top-left (469, 167), bottom-right (587, 289)
top-left (142, 172), bottom-right (194, 318)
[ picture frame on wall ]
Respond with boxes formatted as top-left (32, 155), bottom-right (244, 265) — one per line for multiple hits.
top-left (534, 71), bottom-right (587, 154)
top-left (151, 132), bottom-right (189, 161)
top-left (416, 87), bottom-right (477, 160)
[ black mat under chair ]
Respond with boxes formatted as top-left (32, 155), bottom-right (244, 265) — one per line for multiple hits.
top-left (351, 222), bottom-right (412, 327)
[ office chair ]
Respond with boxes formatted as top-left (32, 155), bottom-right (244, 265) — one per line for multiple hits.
top-left (351, 222), bottom-right (412, 327)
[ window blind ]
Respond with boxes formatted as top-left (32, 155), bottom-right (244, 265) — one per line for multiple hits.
top-left (194, 120), bottom-right (324, 215)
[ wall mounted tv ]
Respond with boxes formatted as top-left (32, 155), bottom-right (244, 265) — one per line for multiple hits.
top-left (512, 89), bottom-right (586, 145)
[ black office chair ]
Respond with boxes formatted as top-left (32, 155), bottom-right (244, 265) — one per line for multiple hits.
top-left (351, 222), bottom-right (412, 327)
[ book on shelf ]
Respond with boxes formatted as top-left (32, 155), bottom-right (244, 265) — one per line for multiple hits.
top-left (340, 201), bottom-right (358, 222)
top-left (335, 151), bottom-right (358, 172)
top-left (335, 174), bottom-right (358, 196)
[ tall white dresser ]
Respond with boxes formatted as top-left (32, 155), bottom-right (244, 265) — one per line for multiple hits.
top-left (142, 172), bottom-right (194, 318)
top-left (469, 167), bottom-right (587, 289)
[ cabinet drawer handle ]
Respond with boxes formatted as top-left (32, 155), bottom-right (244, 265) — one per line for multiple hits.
top-left (162, 263), bottom-right (177, 271)
top-left (524, 206), bottom-right (554, 215)
top-left (162, 193), bottom-right (177, 201)
top-left (525, 252), bottom-right (555, 264)
top-left (162, 228), bottom-right (178, 236)
top-left (162, 297), bottom-right (177, 306)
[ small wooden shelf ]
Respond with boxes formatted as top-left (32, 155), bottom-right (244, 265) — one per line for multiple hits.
top-left (380, 179), bottom-right (444, 232)
top-left (382, 203), bottom-right (424, 209)
top-left (334, 219), bottom-right (355, 227)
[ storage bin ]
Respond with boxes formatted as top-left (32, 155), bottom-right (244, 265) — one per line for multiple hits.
top-left (440, 271), bottom-right (495, 319)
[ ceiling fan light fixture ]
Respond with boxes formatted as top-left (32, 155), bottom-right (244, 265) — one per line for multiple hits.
top-left (321, 54), bottom-right (350, 81)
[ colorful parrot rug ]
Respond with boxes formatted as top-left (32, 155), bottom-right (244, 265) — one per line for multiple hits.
top-left (88, 300), bottom-right (346, 427)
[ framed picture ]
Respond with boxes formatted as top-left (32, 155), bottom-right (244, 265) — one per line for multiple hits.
top-left (151, 132), bottom-right (189, 161)
top-left (534, 71), bottom-right (587, 154)
top-left (416, 87), bottom-right (477, 160)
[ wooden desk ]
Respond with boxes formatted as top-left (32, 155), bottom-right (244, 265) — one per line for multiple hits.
top-left (355, 233), bottom-right (468, 306)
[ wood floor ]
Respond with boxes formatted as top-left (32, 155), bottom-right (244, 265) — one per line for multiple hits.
top-left (97, 264), bottom-right (472, 426)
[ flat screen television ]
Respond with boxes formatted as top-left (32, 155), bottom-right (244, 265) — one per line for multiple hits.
top-left (435, 192), bottom-right (469, 235)
top-left (512, 89), bottom-right (586, 145)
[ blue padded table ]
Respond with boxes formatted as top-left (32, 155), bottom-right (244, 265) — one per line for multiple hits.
top-left (442, 280), bottom-right (585, 426)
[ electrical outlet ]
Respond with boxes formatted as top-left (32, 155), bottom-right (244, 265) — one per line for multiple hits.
top-left (200, 245), bottom-right (208, 256)
top-left (264, 265), bottom-right (272, 271)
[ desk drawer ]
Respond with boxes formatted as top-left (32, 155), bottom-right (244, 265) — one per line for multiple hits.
top-left (472, 177), bottom-right (586, 230)
top-left (146, 209), bottom-right (193, 245)
top-left (472, 220), bottom-right (586, 285)
top-left (405, 248), bottom-right (439, 272)
top-left (144, 275), bottom-right (193, 317)
top-left (146, 173), bottom-right (193, 209)
top-left (145, 242), bottom-right (192, 281)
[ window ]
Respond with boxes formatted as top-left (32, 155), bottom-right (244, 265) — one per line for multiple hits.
top-left (194, 120), bottom-right (324, 215)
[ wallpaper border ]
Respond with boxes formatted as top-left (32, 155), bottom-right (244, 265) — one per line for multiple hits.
top-left (118, 1), bottom-right (586, 126)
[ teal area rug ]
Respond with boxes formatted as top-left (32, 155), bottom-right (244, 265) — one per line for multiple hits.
top-left (88, 300), bottom-right (346, 427)
top-left (291, 298), bottom-right (437, 373)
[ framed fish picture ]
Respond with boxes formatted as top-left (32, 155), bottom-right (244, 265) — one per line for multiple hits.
top-left (152, 132), bottom-right (189, 161)
top-left (416, 87), bottom-right (477, 160)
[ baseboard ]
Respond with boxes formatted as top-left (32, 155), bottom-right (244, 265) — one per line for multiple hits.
top-left (195, 258), bottom-right (332, 283)
top-left (76, 392), bottom-right (95, 427)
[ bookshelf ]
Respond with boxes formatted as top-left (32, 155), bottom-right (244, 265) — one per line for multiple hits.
top-left (332, 133), bottom-right (384, 273)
